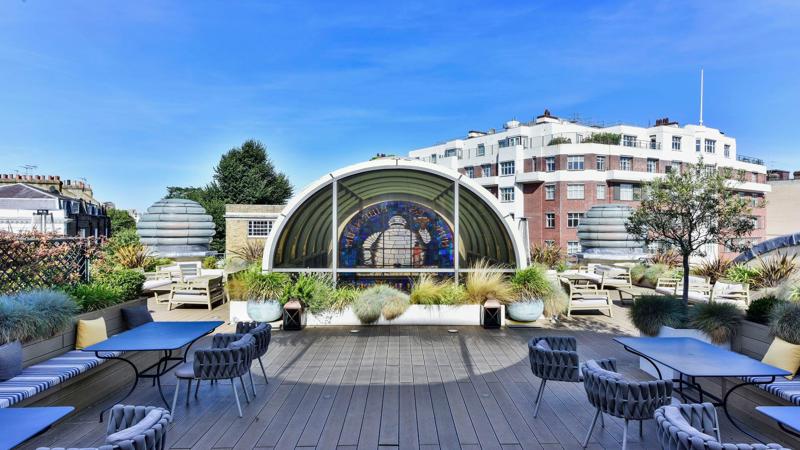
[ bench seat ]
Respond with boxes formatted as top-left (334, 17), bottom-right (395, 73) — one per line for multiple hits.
top-left (0, 350), bottom-right (121, 408)
top-left (741, 376), bottom-right (800, 406)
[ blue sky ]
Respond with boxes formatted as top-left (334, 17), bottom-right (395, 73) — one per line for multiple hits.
top-left (1, 1), bottom-right (799, 210)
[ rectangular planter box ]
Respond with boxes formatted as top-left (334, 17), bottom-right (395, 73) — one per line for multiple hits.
top-left (639, 326), bottom-right (729, 380)
top-left (231, 302), bottom-right (505, 326)
top-left (733, 320), bottom-right (772, 359)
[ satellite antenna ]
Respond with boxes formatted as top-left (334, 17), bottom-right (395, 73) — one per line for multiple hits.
top-left (699, 69), bottom-right (704, 126)
top-left (20, 164), bottom-right (37, 175)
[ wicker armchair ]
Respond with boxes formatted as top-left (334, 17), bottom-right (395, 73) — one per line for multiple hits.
top-left (235, 322), bottom-right (272, 383)
top-left (528, 336), bottom-right (582, 417)
top-left (581, 358), bottom-right (672, 450)
top-left (655, 403), bottom-right (789, 450)
top-left (37, 404), bottom-right (171, 450)
top-left (171, 334), bottom-right (255, 417)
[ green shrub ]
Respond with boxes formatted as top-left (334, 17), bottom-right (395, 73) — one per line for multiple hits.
top-left (752, 253), bottom-right (798, 288)
top-left (530, 242), bottom-right (564, 268)
top-left (650, 249), bottom-right (681, 268)
top-left (630, 264), bottom-right (646, 285)
top-left (105, 229), bottom-right (140, 255)
top-left (382, 290), bottom-right (411, 321)
top-left (331, 286), bottom-right (360, 312)
top-left (464, 260), bottom-right (514, 304)
top-left (542, 277), bottom-right (569, 317)
top-left (726, 264), bottom-right (760, 285)
top-left (692, 258), bottom-right (734, 285)
top-left (629, 295), bottom-right (687, 336)
top-left (511, 265), bottom-right (552, 299)
top-left (144, 257), bottom-right (174, 272)
top-left (93, 268), bottom-right (145, 301)
top-left (0, 290), bottom-right (78, 344)
top-left (410, 274), bottom-right (444, 305)
top-left (353, 285), bottom-right (395, 324)
top-left (67, 283), bottom-right (124, 312)
top-left (233, 268), bottom-right (291, 302)
top-left (284, 273), bottom-right (335, 314)
top-left (689, 302), bottom-right (743, 344)
top-left (582, 132), bottom-right (621, 145)
top-left (769, 301), bottom-right (800, 345)
top-left (439, 282), bottom-right (467, 305)
top-left (547, 136), bottom-right (571, 145)
top-left (633, 264), bottom-right (677, 288)
top-left (746, 296), bottom-right (788, 325)
top-left (202, 256), bottom-right (218, 269)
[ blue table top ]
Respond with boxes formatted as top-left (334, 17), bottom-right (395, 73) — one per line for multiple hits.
top-left (0, 406), bottom-right (74, 448)
top-left (757, 406), bottom-right (800, 430)
top-left (84, 321), bottom-right (224, 352)
top-left (614, 337), bottom-right (791, 378)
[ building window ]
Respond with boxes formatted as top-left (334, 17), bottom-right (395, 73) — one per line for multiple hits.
top-left (724, 144), bottom-right (730, 158)
top-left (619, 156), bottom-right (633, 171)
top-left (444, 148), bottom-right (457, 157)
top-left (751, 194), bottom-right (760, 207)
top-left (649, 135), bottom-right (657, 149)
top-left (623, 135), bottom-right (637, 147)
top-left (544, 184), bottom-right (556, 200)
top-left (567, 212), bottom-right (584, 228)
top-left (596, 156), bottom-right (606, 171)
top-left (248, 220), bottom-right (273, 237)
top-left (476, 144), bottom-right (485, 157)
top-left (752, 216), bottom-right (760, 229)
top-left (545, 213), bottom-right (555, 229)
top-left (567, 241), bottom-right (581, 255)
top-left (545, 157), bottom-right (556, 172)
top-left (544, 239), bottom-right (555, 246)
top-left (500, 161), bottom-right (515, 176)
top-left (705, 139), bottom-right (716, 153)
top-left (567, 184), bottom-right (585, 200)
top-left (695, 139), bottom-right (701, 152)
top-left (619, 183), bottom-right (634, 201)
top-left (647, 159), bottom-right (658, 173)
top-left (465, 167), bottom-right (474, 178)
top-left (567, 155), bottom-right (585, 171)
top-left (672, 136), bottom-right (682, 150)
top-left (499, 136), bottom-right (523, 148)
top-left (500, 187), bottom-right (514, 202)
top-left (596, 184), bottom-right (606, 199)
top-left (481, 164), bottom-right (492, 177)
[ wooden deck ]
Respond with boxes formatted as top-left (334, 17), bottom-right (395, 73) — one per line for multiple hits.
top-left (22, 299), bottom-right (798, 450)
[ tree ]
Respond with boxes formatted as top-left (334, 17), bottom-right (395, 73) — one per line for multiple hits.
top-left (165, 140), bottom-right (293, 252)
top-left (626, 158), bottom-right (756, 306)
top-left (107, 208), bottom-right (136, 235)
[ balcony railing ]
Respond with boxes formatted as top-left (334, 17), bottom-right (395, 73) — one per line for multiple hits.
top-left (736, 154), bottom-right (765, 166)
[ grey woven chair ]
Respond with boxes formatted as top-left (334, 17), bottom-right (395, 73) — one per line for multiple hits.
top-left (37, 404), bottom-right (171, 450)
top-left (172, 333), bottom-right (255, 417)
top-left (528, 336), bottom-right (582, 417)
top-left (235, 322), bottom-right (272, 382)
top-left (655, 403), bottom-right (789, 450)
top-left (581, 358), bottom-right (672, 450)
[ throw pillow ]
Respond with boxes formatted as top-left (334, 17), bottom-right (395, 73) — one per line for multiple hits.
top-left (121, 305), bottom-right (154, 329)
top-left (762, 337), bottom-right (800, 380)
top-left (75, 318), bottom-right (108, 350)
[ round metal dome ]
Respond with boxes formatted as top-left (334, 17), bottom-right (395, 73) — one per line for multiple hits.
top-left (136, 198), bottom-right (216, 258)
top-left (577, 204), bottom-right (645, 261)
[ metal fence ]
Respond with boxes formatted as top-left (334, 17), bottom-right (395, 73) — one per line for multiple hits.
top-left (0, 235), bottom-right (95, 294)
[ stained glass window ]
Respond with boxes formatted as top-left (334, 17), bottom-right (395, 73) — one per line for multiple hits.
top-left (339, 200), bottom-right (454, 269)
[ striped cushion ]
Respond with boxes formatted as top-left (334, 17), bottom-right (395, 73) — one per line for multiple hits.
top-left (0, 350), bottom-right (121, 408)
top-left (741, 376), bottom-right (800, 406)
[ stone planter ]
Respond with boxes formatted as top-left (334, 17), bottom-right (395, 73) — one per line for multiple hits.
top-left (506, 299), bottom-right (544, 322)
top-left (306, 304), bottom-right (502, 326)
top-left (246, 299), bottom-right (283, 323)
top-left (0, 341), bottom-right (22, 381)
top-left (639, 326), bottom-right (730, 380)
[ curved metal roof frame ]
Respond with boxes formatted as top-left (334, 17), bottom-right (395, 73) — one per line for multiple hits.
top-left (263, 157), bottom-right (527, 272)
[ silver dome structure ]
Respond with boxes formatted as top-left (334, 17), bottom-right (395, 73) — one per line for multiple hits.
top-left (576, 204), bottom-right (646, 262)
top-left (136, 198), bottom-right (216, 258)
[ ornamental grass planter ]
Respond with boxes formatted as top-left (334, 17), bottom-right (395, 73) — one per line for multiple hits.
top-left (305, 304), bottom-right (505, 326)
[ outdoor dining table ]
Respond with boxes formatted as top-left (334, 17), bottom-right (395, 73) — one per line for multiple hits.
top-left (0, 406), bottom-right (73, 449)
top-left (614, 336), bottom-right (791, 441)
top-left (84, 320), bottom-right (223, 421)
top-left (757, 406), bottom-right (800, 439)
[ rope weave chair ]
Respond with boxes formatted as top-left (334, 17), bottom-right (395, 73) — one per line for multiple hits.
top-left (172, 334), bottom-right (255, 417)
top-left (36, 404), bottom-right (171, 450)
top-left (235, 322), bottom-right (272, 383)
top-left (581, 358), bottom-right (672, 450)
top-left (655, 403), bottom-right (789, 450)
top-left (528, 336), bottom-right (582, 417)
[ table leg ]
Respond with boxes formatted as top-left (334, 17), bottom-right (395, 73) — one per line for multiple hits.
top-left (154, 350), bottom-right (172, 410)
top-left (777, 422), bottom-right (800, 439)
top-left (722, 376), bottom-right (776, 443)
top-left (95, 352), bottom-right (140, 423)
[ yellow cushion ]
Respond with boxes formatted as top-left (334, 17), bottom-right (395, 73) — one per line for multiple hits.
top-left (762, 337), bottom-right (800, 380)
top-left (75, 318), bottom-right (108, 350)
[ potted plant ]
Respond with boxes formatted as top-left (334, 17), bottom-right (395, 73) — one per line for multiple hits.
top-left (508, 266), bottom-right (550, 322)
top-left (465, 260), bottom-right (514, 327)
top-left (282, 273), bottom-right (335, 329)
top-left (227, 267), bottom-right (290, 323)
top-left (0, 290), bottom-right (78, 381)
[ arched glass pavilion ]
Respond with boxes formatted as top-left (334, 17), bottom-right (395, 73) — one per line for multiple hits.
top-left (263, 158), bottom-right (526, 285)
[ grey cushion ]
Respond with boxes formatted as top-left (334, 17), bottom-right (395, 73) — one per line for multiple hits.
top-left (121, 305), bottom-right (154, 329)
top-left (586, 359), bottom-right (622, 379)
top-left (106, 409), bottom-right (163, 444)
top-left (174, 362), bottom-right (196, 379)
top-left (663, 406), bottom-right (717, 441)
top-left (535, 340), bottom-right (551, 351)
